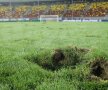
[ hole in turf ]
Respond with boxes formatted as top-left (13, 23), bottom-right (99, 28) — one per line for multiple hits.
top-left (52, 49), bottom-right (65, 66)
top-left (90, 57), bottom-right (108, 80)
top-left (91, 65), bottom-right (104, 77)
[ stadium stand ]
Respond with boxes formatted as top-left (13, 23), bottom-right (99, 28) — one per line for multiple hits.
top-left (64, 3), bottom-right (87, 17)
top-left (13, 5), bottom-right (30, 18)
top-left (84, 2), bottom-right (108, 17)
top-left (0, 6), bottom-right (9, 18)
top-left (48, 4), bottom-right (66, 16)
top-left (0, 1), bottom-right (108, 19)
top-left (26, 5), bottom-right (47, 18)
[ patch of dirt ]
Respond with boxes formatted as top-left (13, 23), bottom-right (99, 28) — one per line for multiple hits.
top-left (89, 57), bottom-right (108, 80)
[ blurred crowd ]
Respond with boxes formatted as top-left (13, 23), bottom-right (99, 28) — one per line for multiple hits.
top-left (0, 1), bottom-right (108, 18)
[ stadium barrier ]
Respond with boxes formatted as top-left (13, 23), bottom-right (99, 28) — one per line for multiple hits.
top-left (0, 18), bottom-right (30, 22)
top-left (63, 17), bottom-right (108, 22)
top-left (0, 17), bottom-right (107, 22)
top-left (63, 19), bottom-right (102, 22)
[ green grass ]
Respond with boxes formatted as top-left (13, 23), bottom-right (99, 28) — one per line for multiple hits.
top-left (0, 22), bottom-right (108, 90)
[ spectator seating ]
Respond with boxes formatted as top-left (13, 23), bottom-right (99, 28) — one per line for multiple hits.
top-left (0, 6), bottom-right (9, 18)
top-left (0, 2), bottom-right (108, 19)
top-left (13, 5), bottom-right (30, 18)
top-left (26, 5), bottom-right (47, 18)
top-left (84, 2), bottom-right (108, 17)
top-left (48, 4), bottom-right (66, 16)
top-left (64, 3), bottom-right (87, 17)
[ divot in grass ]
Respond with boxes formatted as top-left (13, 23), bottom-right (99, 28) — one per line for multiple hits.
top-left (52, 49), bottom-right (65, 66)
top-left (89, 57), bottom-right (108, 80)
top-left (25, 47), bottom-right (89, 71)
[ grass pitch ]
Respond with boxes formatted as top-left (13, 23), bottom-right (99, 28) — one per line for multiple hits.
top-left (0, 22), bottom-right (108, 90)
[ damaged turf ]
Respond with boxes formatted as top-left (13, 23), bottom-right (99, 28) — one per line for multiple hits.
top-left (51, 47), bottom-right (89, 70)
top-left (25, 47), bottom-right (89, 71)
top-left (52, 49), bottom-right (65, 66)
top-left (89, 57), bottom-right (108, 80)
